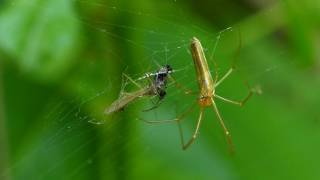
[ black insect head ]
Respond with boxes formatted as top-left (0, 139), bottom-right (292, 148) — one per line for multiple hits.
top-left (154, 65), bottom-right (172, 99)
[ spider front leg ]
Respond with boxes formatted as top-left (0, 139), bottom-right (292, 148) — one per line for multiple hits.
top-left (168, 75), bottom-right (197, 95)
top-left (215, 67), bottom-right (234, 87)
top-left (214, 29), bottom-right (242, 88)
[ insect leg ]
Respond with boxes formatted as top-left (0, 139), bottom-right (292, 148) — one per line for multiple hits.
top-left (123, 73), bottom-right (142, 89)
top-left (168, 75), bottom-right (197, 95)
top-left (142, 98), bottom-right (164, 112)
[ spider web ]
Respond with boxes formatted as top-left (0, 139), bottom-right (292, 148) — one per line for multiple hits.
top-left (0, 0), bottom-right (289, 179)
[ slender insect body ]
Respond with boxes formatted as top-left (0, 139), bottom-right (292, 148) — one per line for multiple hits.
top-left (104, 87), bottom-right (150, 114)
top-left (191, 37), bottom-right (214, 106)
top-left (104, 65), bottom-right (173, 115)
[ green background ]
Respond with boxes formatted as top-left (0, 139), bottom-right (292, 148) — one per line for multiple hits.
top-left (1, 0), bottom-right (320, 179)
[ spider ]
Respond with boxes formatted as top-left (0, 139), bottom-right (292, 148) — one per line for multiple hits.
top-left (142, 37), bottom-right (256, 150)
top-left (104, 65), bottom-right (173, 114)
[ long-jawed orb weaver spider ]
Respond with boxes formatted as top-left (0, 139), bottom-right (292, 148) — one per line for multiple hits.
top-left (142, 37), bottom-right (256, 151)
top-left (104, 65), bottom-right (173, 114)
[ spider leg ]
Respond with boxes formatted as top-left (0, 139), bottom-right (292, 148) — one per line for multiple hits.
top-left (168, 75), bottom-right (196, 95)
top-left (214, 92), bottom-right (252, 107)
top-left (212, 59), bottom-right (219, 84)
top-left (180, 107), bottom-right (204, 150)
top-left (138, 100), bottom-right (197, 124)
top-left (211, 98), bottom-right (234, 153)
top-left (215, 67), bottom-right (234, 87)
top-left (214, 81), bottom-right (255, 107)
top-left (215, 29), bottom-right (242, 88)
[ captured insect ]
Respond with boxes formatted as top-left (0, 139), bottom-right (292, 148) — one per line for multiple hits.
top-left (104, 65), bottom-right (174, 115)
top-left (143, 37), bottom-right (256, 151)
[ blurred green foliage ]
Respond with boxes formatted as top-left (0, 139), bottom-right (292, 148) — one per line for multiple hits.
top-left (1, 0), bottom-right (320, 180)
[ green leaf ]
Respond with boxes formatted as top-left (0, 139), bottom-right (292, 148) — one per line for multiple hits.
top-left (0, 0), bottom-right (80, 82)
